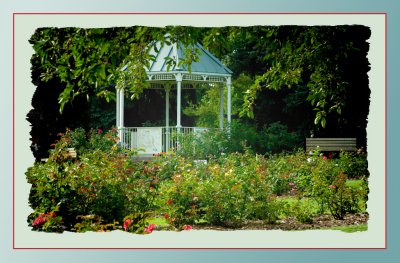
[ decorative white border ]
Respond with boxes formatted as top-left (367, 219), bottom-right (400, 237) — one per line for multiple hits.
top-left (13, 13), bottom-right (385, 248)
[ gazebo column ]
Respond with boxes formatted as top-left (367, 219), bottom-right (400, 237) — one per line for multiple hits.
top-left (119, 87), bottom-right (125, 145)
top-left (165, 85), bottom-right (171, 152)
top-left (116, 87), bottom-right (120, 129)
top-left (219, 86), bottom-right (224, 130)
top-left (176, 73), bottom-right (182, 128)
top-left (227, 77), bottom-right (232, 127)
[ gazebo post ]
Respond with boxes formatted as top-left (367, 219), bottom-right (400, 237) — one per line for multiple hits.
top-left (219, 85), bottom-right (224, 130)
top-left (165, 85), bottom-right (170, 152)
top-left (116, 87), bottom-right (120, 129)
top-left (119, 87), bottom-right (125, 145)
top-left (227, 77), bottom-right (232, 129)
top-left (176, 73), bottom-right (182, 128)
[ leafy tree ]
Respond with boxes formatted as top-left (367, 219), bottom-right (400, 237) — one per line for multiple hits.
top-left (29, 25), bottom-right (370, 157)
top-left (240, 26), bottom-right (370, 129)
top-left (30, 26), bottom-right (206, 113)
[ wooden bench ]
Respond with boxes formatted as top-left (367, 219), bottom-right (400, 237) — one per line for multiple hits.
top-left (306, 138), bottom-right (357, 152)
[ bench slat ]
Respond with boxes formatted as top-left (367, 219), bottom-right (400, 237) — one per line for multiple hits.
top-left (306, 138), bottom-right (357, 151)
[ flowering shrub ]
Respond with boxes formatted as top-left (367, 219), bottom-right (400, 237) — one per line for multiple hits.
top-left (158, 162), bottom-right (204, 228)
top-left (158, 152), bottom-right (283, 228)
top-left (307, 156), bottom-right (368, 219)
top-left (264, 151), bottom-right (310, 196)
top-left (62, 127), bottom-right (120, 156)
top-left (288, 198), bottom-right (315, 224)
top-left (182, 225), bottom-right (193, 230)
top-left (72, 215), bottom-right (118, 232)
top-left (29, 211), bottom-right (63, 232)
top-left (337, 152), bottom-right (369, 179)
top-left (122, 212), bottom-right (154, 234)
top-left (26, 129), bottom-right (369, 232)
top-left (26, 128), bottom-right (157, 233)
top-left (144, 224), bottom-right (156, 234)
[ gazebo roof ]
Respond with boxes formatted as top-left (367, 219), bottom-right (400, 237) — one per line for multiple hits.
top-left (146, 41), bottom-right (232, 76)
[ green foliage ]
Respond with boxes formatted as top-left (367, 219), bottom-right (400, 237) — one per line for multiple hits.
top-left (28, 211), bottom-right (64, 233)
top-left (260, 122), bottom-right (302, 154)
top-left (87, 95), bottom-right (116, 129)
top-left (184, 86), bottom-right (224, 128)
top-left (261, 151), bottom-right (308, 196)
top-left (54, 127), bottom-right (120, 157)
top-left (158, 152), bottom-right (283, 228)
top-left (26, 128), bottom-right (158, 232)
top-left (122, 212), bottom-right (153, 234)
top-left (30, 27), bottom-right (206, 112)
top-left (289, 198), bottom-right (315, 224)
top-left (306, 154), bottom-right (369, 219)
top-left (158, 165), bottom-right (203, 228)
top-left (239, 26), bottom-right (370, 129)
top-left (184, 74), bottom-right (253, 128)
top-left (72, 215), bottom-right (118, 233)
top-left (26, 130), bottom-right (369, 232)
top-left (174, 121), bottom-right (301, 159)
top-left (173, 128), bottom-right (229, 159)
top-left (337, 152), bottom-right (369, 179)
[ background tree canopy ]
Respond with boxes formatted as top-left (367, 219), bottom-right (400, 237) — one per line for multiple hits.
top-left (28, 25), bottom-right (370, 159)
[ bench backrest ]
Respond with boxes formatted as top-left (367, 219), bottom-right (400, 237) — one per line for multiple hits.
top-left (306, 138), bottom-right (357, 152)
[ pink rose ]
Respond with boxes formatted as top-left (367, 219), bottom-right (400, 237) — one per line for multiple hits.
top-left (144, 224), bottom-right (156, 233)
top-left (182, 225), bottom-right (193, 231)
top-left (123, 219), bottom-right (132, 231)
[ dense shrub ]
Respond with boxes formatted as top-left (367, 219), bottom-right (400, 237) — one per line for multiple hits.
top-left (26, 129), bottom-right (369, 232)
top-left (174, 121), bottom-right (302, 159)
top-left (260, 122), bottom-right (302, 154)
top-left (337, 152), bottom-right (369, 179)
top-left (305, 153), bottom-right (368, 219)
top-left (26, 128), bottom-right (157, 232)
top-left (286, 198), bottom-right (316, 224)
top-left (60, 127), bottom-right (120, 156)
top-left (158, 152), bottom-right (283, 228)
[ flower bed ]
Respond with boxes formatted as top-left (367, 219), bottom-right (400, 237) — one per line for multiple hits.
top-left (26, 128), bottom-right (369, 234)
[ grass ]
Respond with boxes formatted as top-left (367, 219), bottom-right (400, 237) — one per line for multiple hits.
top-left (276, 196), bottom-right (322, 216)
top-left (148, 216), bottom-right (169, 227)
top-left (325, 224), bottom-right (368, 233)
top-left (345, 179), bottom-right (365, 189)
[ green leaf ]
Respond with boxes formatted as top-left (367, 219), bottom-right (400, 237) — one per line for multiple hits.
top-left (321, 117), bottom-right (326, 128)
top-left (93, 64), bottom-right (106, 80)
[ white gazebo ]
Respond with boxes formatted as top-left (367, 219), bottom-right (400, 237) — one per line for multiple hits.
top-left (116, 40), bottom-right (233, 155)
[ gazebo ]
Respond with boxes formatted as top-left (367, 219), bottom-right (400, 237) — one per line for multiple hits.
top-left (116, 40), bottom-right (233, 155)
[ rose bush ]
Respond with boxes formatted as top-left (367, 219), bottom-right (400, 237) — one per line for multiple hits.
top-left (26, 128), bottom-right (369, 232)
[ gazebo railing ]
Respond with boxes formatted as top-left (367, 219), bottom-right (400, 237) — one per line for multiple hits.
top-left (119, 126), bottom-right (209, 153)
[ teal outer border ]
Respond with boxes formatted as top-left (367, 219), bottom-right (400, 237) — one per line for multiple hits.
top-left (1, 0), bottom-right (399, 262)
